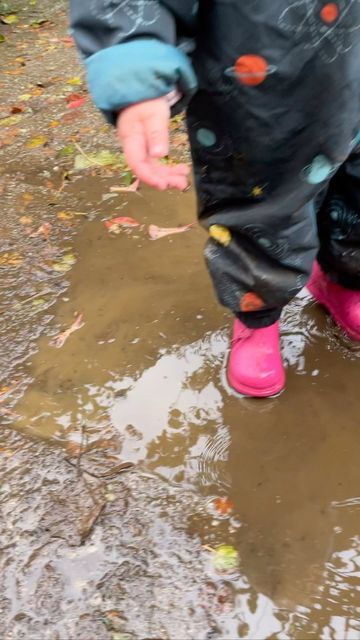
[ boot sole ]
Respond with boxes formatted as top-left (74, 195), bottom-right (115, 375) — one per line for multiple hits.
top-left (307, 282), bottom-right (360, 342)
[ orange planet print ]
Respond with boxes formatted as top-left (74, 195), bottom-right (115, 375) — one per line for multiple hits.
top-left (320, 3), bottom-right (339, 23)
top-left (234, 55), bottom-right (270, 86)
top-left (240, 292), bottom-right (266, 312)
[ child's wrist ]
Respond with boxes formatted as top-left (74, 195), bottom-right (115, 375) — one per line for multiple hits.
top-left (165, 89), bottom-right (182, 107)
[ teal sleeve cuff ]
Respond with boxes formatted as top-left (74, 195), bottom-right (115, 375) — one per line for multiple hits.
top-left (85, 38), bottom-right (198, 124)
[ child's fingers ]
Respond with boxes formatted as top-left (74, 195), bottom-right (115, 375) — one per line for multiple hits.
top-left (166, 175), bottom-right (189, 191)
top-left (145, 109), bottom-right (170, 158)
top-left (120, 128), bottom-right (166, 189)
top-left (150, 162), bottom-right (190, 191)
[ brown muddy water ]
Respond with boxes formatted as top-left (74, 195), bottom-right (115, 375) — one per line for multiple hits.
top-left (1, 173), bottom-right (359, 638)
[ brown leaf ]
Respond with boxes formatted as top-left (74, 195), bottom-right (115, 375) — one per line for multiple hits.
top-left (10, 105), bottom-right (25, 114)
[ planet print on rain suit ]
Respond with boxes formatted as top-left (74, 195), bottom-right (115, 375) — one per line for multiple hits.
top-left (70, 0), bottom-right (360, 329)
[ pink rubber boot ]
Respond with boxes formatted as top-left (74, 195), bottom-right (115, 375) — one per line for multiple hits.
top-left (227, 319), bottom-right (286, 398)
top-left (307, 262), bottom-right (360, 341)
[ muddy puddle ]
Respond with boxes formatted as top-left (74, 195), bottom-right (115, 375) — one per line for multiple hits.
top-left (1, 176), bottom-right (359, 639)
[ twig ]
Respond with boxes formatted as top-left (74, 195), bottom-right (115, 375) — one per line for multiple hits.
top-left (64, 457), bottom-right (134, 479)
top-left (18, 289), bottom-right (52, 305)
top-left (0, 381), bottom-right (21, 403)
top-left (76, 422), bottom-right (87, 477)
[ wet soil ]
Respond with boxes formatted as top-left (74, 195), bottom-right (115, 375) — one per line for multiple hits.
top-left (0, 2), bottom-right (359, 639)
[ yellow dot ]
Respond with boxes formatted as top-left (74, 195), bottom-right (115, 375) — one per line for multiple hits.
top-left (209, 224), bottom-right (232, 247)
top-left (251, 185), bottom-right (263, 197)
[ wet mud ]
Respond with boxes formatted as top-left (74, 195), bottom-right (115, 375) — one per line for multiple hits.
top-left (0, 1), bottom-right (359, 638)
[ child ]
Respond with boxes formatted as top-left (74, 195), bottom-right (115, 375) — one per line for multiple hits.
top-left (70, 0), bottom-right (360, 397)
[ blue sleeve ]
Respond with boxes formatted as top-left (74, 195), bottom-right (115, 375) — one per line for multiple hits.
top-left (70, 1), bottom-right (198, 123)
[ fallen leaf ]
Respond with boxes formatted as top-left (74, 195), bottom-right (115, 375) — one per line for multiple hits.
top-left (0, 251), bottom-right (22, 266)
top-left (10, 105), bottom-right (25, 114)
top-left (57, 210), bottom-right (88, 221)
top-left (4, 68), bottom-right (24, 76)
top-left (73, 149), bottom-right (126, 171)
top-left (212, 545), bottom-right (239, 574)
top-left (1, 14), bottom-right (18, 24)
top-left (67, 76), bottom-right (81, 86)
top-left (104, 216), bottom-right (140, 233)
top-left (148, 222), bottom-right (195, 240)
top-left (51, 312), bottom-right (85, 348)
top-left (30, 18), bottom-right (50, 28)
top-left (67, 97), bottom-right (86, 109)
top-left (18, 93), bottom-right (31, 101)
top-left (50, 119), bottom-right (60, 127)
top-left (52, 252), bottom-right (76, 272)
top-left (59, 144), bottom-right (75, 156)
top-left (0, 34), bottom-right (5, 43)
top-left (31, 87), bottom-right (43, 96)
top-left (61, 35), bottom-right (74, 46)
top-left (0, 114), bottom-right (22, 127)
top-left (31, 297), bottom-right (47, 307)
top-left (26, 135), bottom-right (48, 149)
top-left (213, 497), bottom-right (234, 516)
top-left (19, 215), bottom-right (33, 225)
top-left (110, 178), bottom-right (140, 193)
top-left (30, 222), bottom-right (51, 240)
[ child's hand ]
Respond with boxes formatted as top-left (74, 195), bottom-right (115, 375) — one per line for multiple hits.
top-left (117, 97), bottom-right (190, 191)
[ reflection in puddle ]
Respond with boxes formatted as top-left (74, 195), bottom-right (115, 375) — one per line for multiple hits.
top-left (9, 195), bottom-right (360, 638)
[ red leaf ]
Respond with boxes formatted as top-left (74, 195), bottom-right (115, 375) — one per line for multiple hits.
top-left (61, 35), bottom-right (75, 46)
top-left (109, 216), bottom-right (140, 227)
top-left (213, 497), bottom-right (234, 516)
top-left (66, 92), bottom-right (82, 103)
top-left (104, 216), bottom-right (140, 232)
top-left (67, 97), bottom-right (86, 109)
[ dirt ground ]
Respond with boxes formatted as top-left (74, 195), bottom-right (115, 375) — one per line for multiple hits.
top-left (0, 2), bottom-right (359, 639)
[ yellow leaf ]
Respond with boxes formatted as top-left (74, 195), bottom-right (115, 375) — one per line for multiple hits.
top-left (0, 115), bottom-right (22, 127)
top-left (18, 93), bottom-right (31, 101)
top-left (0, 252), bottom-right (23, 266)
top-left (57, 211), bottom-right (73, 221)
top-left (26, 135), bottom-right (48, 149)
top-left (57, 210), bottom-right (88, 221)
top-left (52, 253), bottom-right (76, 272)
top-left (49, 120), bottom-right (60, 128)
top-left (68, 76), bottom-right (81, 86)
top-left (2, 14), bottom-right (19, 25)
top-left (19, 215), bottom-right (33, 225)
